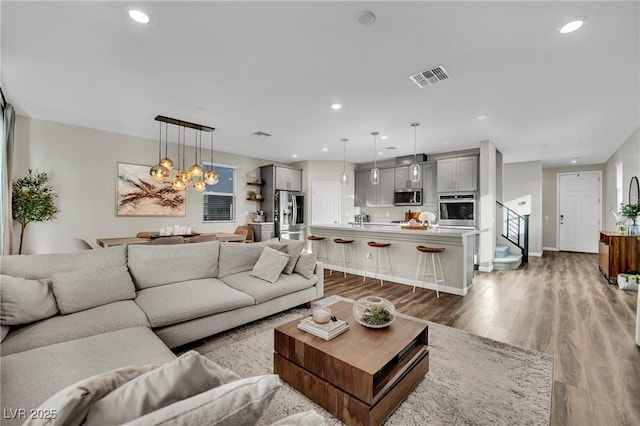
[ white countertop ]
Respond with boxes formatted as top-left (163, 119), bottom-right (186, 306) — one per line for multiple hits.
top-left (310, 223), bottom-right (479, 238)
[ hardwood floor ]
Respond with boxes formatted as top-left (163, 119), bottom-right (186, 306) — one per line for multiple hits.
top-left (323, 251), bottom-right (640, 426)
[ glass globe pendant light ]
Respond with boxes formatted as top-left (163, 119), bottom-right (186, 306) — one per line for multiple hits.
top-left (150, 121), bottom-right (170, 181)
top-left (159, 122), bottom-right (173, 171)
top-left (410, 122), bottom-right (421, 183)
top-left (204, 131), bottom-right (220, 185)
top-left (189, 130), bottom-right (203, 177)
top-left (192, 130), bottom-right (206, 191)
top-left (177, 125), bottom-right (192, 186)
top-left (340, 138), bottom-right (349, 186)
top-left (370, 131), bottom-right (380, 185)
top-left (171, 125), bottom-right (187, 191)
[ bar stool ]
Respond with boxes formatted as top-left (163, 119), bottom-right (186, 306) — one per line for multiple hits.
top-left (363, 241), bottom-right (392, 286)
top-left (306, 235), bottom-right (326, 261)
top-left (330, 238), bottom-right (357, 278)
top-left (414, 245), bottom-right (446, 298)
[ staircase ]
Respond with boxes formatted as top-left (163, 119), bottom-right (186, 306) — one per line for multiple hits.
top-left (495, 201), bottom-right (529, 269)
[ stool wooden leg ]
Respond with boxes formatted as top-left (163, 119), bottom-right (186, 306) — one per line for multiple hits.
top-left (414, 253), bottom-right (422, 292)
top-left (341, 245), bottom-right (347, 278)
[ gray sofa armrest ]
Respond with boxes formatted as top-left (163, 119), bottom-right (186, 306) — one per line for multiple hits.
top-left (314, 261), bottom-right (324, 300)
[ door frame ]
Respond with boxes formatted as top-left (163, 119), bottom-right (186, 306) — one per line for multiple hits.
top-left (311, 181), bottom-right (341, 225)
top-left (556, 170), bottom-right (602, 252)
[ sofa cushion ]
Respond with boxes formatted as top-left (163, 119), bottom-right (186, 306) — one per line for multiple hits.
top-left (23, 364), bottom-right (160, 426)
top-left (0, 275), bottom-right (59, 325)
top-left (294, 253), bottom-right (318, 279)
top-left (0, 245), bottom-right (127, 280)
top-left (1, 300), bottom-right (150, 356)
top-left (51, 266), bottom-right (136, 314)
top-left (85, 351), bottom-right (240, 425)
top-left (123, 375), bottom-right (282, 426)
top-left (128, 241), bottom-right (220, 289)
top-left (134, 278), bottom-right (255, 328)
top-left (0, 325), bottom-right (8, 342)
top-left (218, 241), bottom-right (285, 278)
top-left (250, 246), bottom-right (289, 283)
top-left (0, 327), bottom-right (176, 426)
top-left (220, 271), bottom-right (318, 304)
top-left (281, 239), bottom-right (306, 275)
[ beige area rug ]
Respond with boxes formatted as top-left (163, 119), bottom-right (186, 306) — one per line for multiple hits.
top-left (191, 295), bottom-right (552, 425)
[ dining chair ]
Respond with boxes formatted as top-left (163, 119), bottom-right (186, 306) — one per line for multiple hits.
top-left (232, 225), bottom-right (254, 243)
top-left (151, 236), bottom-right (184, 245)
top-left (73, 238), bottom-right (93, 250)
top-left (188, 234), bottom-right (218, 243)
top-left (136, 231), bottom-right (159, 238)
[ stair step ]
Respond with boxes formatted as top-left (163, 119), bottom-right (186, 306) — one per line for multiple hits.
top-left (495, 245), bottom-right (510, 258)
top-left (493, 254), bottom-right (522, 270)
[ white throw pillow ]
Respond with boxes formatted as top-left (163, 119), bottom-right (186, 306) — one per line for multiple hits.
top-left (85, 350), bottom-right (240, 425)
top-left (0, 274), bottom-right (58, 325)
top-left (122, 374), bottom-right (282, 426)
top-left (294, 253), bottom-right (318, 279)
top-left (250, 246), bottom-right (290, 283)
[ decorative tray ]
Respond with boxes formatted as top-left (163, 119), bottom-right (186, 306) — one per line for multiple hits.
top-left (149, 233), bottom-right (200, 239)
top-left (400, 225), bottom-right (430, 230)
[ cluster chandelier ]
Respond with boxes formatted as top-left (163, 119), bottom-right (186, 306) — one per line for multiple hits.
top-left (150, 115), bottom-right (217, 192)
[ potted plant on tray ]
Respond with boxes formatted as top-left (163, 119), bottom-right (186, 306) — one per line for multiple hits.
top-left (620, 202), bottom-right (640, 236)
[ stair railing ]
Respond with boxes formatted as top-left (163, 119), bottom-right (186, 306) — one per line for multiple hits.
top-left (496, 201), bottom-right (529, 263)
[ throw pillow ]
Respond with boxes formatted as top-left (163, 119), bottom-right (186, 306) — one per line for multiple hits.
top-left (122, 374), bottom-right (282, 426)
top-left (250, 246), bottom-right (290, 283)
top-left (0, 325), bottom-right (9, 343)
top-left (85, 350), bottom-right (240, 425)
top-left (0, 274), bottom-right (58, 325)
top-left (23, 364), bottom-right (160, 426)
top-left (294, 253), bottom-right (318, 279)
top-left (282, 240), bottom-right (306, 275)
top-left (270, 410), bottom-right (326, 425)
top-left (51, 265), bottom-right (136, 314)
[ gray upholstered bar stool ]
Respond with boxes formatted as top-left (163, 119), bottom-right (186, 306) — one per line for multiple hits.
top-left (414, 245), bottom-right (446, 298)
top-left (330, 238), bottom-right (357, 278)
top-left (363, 241), bottom-right (392, 286)
top-left (306, 235), bottom-right (327, 262)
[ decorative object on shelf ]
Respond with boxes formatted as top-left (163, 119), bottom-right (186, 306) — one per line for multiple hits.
top-left (204, 130), bottom-right (220, 185)
top-left (116, 162), bottom-right (186, 217)
top-left (410, 122), bottom-right (421, 183)
top-left (370, 132), bottom-right (380, 185)
top-left (11, 170), bottom-right (60, 254)
top-left (352, 296), bottom-right (396, 328)
top-left (247, 191), bottom-right (262, 200)
top-left (340, 138), bottom-right (349, 186)
top-left (150, 121), bottom-right (170, 182)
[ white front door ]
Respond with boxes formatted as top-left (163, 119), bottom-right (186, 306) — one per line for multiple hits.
top-left (558, 172), bottom-right (601, 253)
top-left (312, 182), bottom-right (340, 225)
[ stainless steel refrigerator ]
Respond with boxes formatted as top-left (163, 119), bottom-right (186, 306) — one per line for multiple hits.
top-left (274, 190), bottom-right (305, 240)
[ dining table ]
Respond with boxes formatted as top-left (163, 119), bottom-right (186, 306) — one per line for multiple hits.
top-left (96, 232), bottom-right (246, 248)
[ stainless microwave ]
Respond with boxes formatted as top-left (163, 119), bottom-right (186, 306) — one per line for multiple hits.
top-left (393, 189), bottom-right (422, 206)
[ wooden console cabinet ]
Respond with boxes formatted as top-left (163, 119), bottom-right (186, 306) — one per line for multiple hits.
top-left (599, 231), bottom-right (640, 283)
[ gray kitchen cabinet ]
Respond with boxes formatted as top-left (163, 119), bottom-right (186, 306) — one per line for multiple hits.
top-left (275, 166), bottom-right (302, 191)
top-left (379, 168), bottom-right (395, 206)
top-left (394, 166), bottom-right (423, 189)
top-left (355, 168), bottom-right (394, 207)
top-left (251, 223), bottom-right (274, 242)
top-left (354, 170), bottom-right (368, 207)
top-left (437, 156), bottom-right (478, 192)
top-left (422, 162), bottom-right (438, 204)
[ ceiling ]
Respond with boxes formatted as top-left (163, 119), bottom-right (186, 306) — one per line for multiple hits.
top-left (2, 1), bottom-right (639, 167)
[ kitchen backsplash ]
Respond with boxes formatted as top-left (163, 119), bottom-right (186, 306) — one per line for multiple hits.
top-left (357, 204), bottom-right (438, 223)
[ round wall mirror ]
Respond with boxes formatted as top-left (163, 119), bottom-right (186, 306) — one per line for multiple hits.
top-left (629, 176), bottom-right (639, 204)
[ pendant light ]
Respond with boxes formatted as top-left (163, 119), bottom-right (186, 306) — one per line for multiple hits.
top-left (340, 138), bottom-right (349, 186)
top-left (203, 131), bottom-right (220, 185)
top-left (159, 122), bottom-right (173, 171)
top-left (370, 131), bottom-right (380, 185)
top-left (410, 122), bottom-right (421, 183)
top-left (192, 131), bottom-right (206, 192)
top-left (189, 130), bottom-right (203, 178)
top-left (150, 121), bottom-right (170, 181)
top-left (177, 126), bottom-right (193, 186)
top-left (171, 124), bottom-right (186, 191)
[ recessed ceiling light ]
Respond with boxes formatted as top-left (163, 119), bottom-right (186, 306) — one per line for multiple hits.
top-left (477, 115), bottom-right (488, 120)
top-left (378, 152), bottom-right (383, 156)
top-left (570, 158), bottom-right (578, 164)
top-left (559, 19), bottom-right (584, 34)
top-left (380, 135), bottom-right (388, 140)
top-left (291, 154), bottom-right (298, 158)
top-left (442, 141), bottom-right (450, 145)
top-left (128, 9), bottom-right (150, 24)
top-left (331, 104), bottom-right (342, 110)
top-left (322, 147), bottom-right (328, 152)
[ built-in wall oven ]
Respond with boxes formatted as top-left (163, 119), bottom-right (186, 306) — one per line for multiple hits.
top-left (438, 193), bottom-right (476, 227)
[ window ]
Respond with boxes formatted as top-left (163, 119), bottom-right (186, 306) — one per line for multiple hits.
top-left (203, 163), bottom-right (236, 222)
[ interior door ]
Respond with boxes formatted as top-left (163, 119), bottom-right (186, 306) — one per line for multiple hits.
top-left (558, 172), bottom-right (601, 253)
top-left (312, 182), bottom-right (340, 225)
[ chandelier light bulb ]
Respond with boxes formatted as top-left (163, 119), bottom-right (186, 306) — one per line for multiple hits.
top-left (189, 163), bottom-right (203, 177)
top-left (193, 179), bottom-right (206, 192)
top-left (370, 131), bottom-right (380, 185)
top-left (150, 164), bottom-right (170, 182)
top-left (159, 157), bottom-right (174, 171)
top-left (171, 177), bottom-right (186, 191)
top-left (204, 169), bottom-right (220, 185)
top-left (410, 122), bottom-right (421, 183)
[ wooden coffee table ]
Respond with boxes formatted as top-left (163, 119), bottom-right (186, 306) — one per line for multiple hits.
top-left (274, 301), bottom-right (429, 426)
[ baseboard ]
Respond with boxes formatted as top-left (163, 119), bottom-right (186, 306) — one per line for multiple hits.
top-left (478, 264), bottom-right (494, 273)
top-left (529, 252), bottom-right (543, 257)
top-left (542, 247), bottom-right (559, 252)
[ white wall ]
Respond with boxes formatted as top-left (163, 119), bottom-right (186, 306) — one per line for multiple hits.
top-left (11, 116), bottom-right (270, 254)
top-left (503, 161), bottom-right (543, 256)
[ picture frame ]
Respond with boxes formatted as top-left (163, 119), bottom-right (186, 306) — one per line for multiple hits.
top-left (116, 162), bottom-right (186, 216)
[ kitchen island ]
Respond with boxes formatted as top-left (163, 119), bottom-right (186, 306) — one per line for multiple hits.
top-left (307, 224), bottom-right (478, 296)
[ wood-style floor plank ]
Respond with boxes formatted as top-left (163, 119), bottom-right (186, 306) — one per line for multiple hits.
top-left (323, 251), bottom-right (640, 426)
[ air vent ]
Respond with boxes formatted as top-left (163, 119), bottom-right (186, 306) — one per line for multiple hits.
top-left (384, 146), bottom-right (397, 150)
top-left (409, 65), bottom-right (449, 89)
top-left (251, 131), bottom-right (272, 137)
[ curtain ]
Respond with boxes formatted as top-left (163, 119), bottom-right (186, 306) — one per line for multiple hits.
top-left (1, 102), bottom-right (15, 255)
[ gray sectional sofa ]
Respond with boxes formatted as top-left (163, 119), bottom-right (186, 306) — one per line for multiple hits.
top-left (0, 239), bottom-right (323, 425)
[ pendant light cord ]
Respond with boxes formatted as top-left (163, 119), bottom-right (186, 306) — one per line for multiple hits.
top-left (158, 121), bottom-right (162, 162)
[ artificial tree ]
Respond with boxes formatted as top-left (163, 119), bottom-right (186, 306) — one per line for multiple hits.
top-left (11, 170), bottom-right (60, 254)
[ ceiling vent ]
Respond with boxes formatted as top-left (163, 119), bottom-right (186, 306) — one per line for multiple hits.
top-left (409, 65), bottom-right (449, 89)
top-left (252, 131), bottom-right (272, 137)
